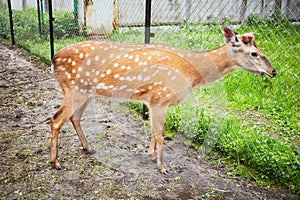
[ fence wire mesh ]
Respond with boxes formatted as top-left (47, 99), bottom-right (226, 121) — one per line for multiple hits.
top-left (0, 0), bottom-right (299, 194)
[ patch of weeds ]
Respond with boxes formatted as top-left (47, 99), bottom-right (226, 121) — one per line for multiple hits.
top-left (201, 188), bottom-right (217, 199)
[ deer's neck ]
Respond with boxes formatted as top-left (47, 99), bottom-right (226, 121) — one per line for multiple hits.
top-left (189, 45), bottom-right (237, 88)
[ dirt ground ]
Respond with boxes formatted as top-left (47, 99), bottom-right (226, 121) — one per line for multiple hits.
top-left (0, 39), bottom-right (297, 200)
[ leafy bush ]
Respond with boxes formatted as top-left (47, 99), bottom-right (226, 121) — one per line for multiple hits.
top-left (0, 2), bottom-right (9, 38)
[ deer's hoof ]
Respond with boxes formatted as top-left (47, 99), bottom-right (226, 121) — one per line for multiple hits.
top-left (52, 160), bottom-right (63, 170)
top-left (83, 148), bottom-right (96, 155)
top-left (160, 168), bottom-right (169, 175)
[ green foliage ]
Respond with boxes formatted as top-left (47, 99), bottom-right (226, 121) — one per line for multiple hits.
top-left (52, 10), bottom-right (80, 39)
top-left (0, 2), bottom-right (9, 38)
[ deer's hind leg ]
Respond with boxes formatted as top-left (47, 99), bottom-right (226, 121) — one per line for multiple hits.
top-left (70, 97), bottom-right (94, 154)
top-left (50, 89), bottom-right (89, 170)
top-left (149, 105), bottom-right (168, 174)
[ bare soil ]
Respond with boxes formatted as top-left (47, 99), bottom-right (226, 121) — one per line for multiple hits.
top-left (0, 39), bottom-right (297, 200)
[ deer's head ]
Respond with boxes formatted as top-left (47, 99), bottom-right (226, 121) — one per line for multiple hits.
top-left (221, 23), bottom-right (276, 77)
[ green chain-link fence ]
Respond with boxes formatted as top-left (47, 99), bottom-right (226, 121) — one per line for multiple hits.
top-left (0, 0), bottom-right (299, 195)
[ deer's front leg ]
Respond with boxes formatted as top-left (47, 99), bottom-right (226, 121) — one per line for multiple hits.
top-left (149, 105), bottom-right (167, 174)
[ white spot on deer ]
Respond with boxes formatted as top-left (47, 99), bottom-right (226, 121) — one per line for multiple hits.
top-left (113, 63), bottom-right (119, 67)
top-left (102, 59), bottom-right (106, 64)
top-left (129, 55), bottom-right (134, 60)
top-left (86, 71), bottom-right (90, 76)
top-left (121, 65), bottom-right (126, 70)
top-left (62, 58), bottom-right (67, 62)
top-left (106, 69), bottom-right (112, 75)
top-left (134, 89), bottom-right (139, 94)
top-left (56, 58), bottom-right (62, 63)
top-left (72, 69), bottom-right (76, 74)
top-left (148, 85), bottom-right (153, 90)
top-left (137, 74), bottom-right (143, 81)
top-left (67, 73), bottom-right (71, 79)
top-left (123, 54), bottom-right (129, 58)
top-left (96, 83), bottom-right (105, 89)
top-left (126, 76), bottom-right (132, 81)
top-left (108, 85), bottom-right (114, 89)
top-left (109, 53), bottom-right (114, 58)
top-left (86, 58), bottom-right (91, 66)
top-left (119, 85), bottom-right (127, 90)
top-left (143, 75), bottom-right (150, 82)
top-left (80, 79), bottom-right (84, 83)
top-left (134, 57), bottom-right (139, 62)
top-left (119, 77), bottom-right (125, 81)
top-left (114, 74), bottom-right (120, 79)
top-left (75, 85), bottom-right (79, 91)
top-left (100, 73), bottom-right (105, 78)
top-left (171, 75), bottom-right (177, 81)
top-left (91, 46), bottom-right (95, 50)
top-left (93, 78), bottom-right (98, 83)
top-left (95, 55), bottom-right (100, 61)
top-left (167, 70), bottom-right (172, 76)
top-left (95, 71), bottom-right (100, 76)
top-left (157, 92), bottom-right (161, 96)
top-left (147, 56), bottom-right (152, 60)
top-left (85, 53), bottom-right (90, 58)
top-left (76, 74), bottom-right (80, 79)
top-left (126, 88), bottom-right (133, 92)
top-left (79, 53), bottom-right (84, 59)
top-left (74, 49), bottom-right (79, 53)
top-left (71, 80), bottom-right (75, 85)
top-left (104, 47), bottom-right (109, 51)
top-left (68, 58), bottom-right (72, 63)
top-left (127, 66), bottom-right (131, 70)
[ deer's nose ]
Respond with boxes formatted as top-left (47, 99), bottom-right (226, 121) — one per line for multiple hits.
top-left (272, 69), bottom-right (277, 77)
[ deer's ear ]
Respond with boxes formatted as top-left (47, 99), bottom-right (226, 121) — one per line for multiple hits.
top-left (221, 23), bottom-right (238, 46)
top-left (241, 32), bottom-right (254, 44)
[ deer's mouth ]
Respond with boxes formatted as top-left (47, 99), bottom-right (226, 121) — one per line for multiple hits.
top-left (262, 68), bottom-right (277, 77)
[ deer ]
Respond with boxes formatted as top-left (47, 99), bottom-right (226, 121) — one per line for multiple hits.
top-left (50, 23), bottom-right (276, 174)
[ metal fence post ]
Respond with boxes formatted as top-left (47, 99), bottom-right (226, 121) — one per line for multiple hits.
top-left (7, 0), bottom-right (15, 45)
top-left (143, 0), bottom-right (154, 120)
top-left (48, 0), bottom-right (54, 59)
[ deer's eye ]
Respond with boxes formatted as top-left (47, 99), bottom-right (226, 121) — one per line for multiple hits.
top-left (251, 52), bottom-right (258, 58)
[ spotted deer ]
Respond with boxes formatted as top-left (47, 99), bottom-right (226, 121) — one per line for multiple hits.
top-left (50, 23), bottom-right (276, 173)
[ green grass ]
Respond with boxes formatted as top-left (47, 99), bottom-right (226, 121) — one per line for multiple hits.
top-left (0, 3), bottom-right (299, 194)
